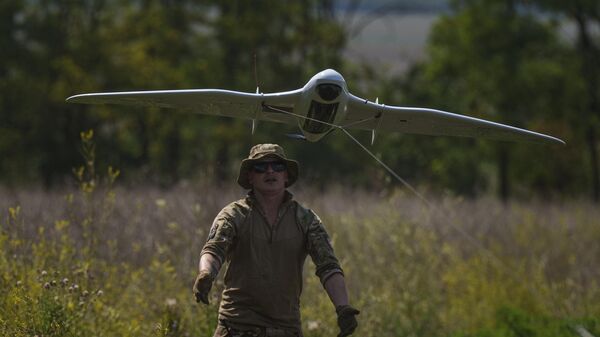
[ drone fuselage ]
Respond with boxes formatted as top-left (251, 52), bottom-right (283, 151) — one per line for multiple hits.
top-left (294, 69), bottom-right (349, 142)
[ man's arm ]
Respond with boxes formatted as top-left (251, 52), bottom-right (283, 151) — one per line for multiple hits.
top-left (323, 273), bottom-right (349, 307)
top-left (199, 252), bottom-right (221, 276)
top-left (303, 209), bottom-right (359, 336)
top-left (326, 273), bottom-right (360, 337)
top-left (193, 252), bottom-right (222, 304)
top-left (194, 210), bottom-right (237, 304)
top-left (304, 209), bottom-right (344, 284)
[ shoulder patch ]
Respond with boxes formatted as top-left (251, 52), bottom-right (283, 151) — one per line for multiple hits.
top-left (207, 225), bottom-right (218, 240)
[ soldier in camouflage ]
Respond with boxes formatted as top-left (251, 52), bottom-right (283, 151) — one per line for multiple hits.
top-left (193, 144), bottom-right (359, 337)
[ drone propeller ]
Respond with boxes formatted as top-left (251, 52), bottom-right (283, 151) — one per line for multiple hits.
top-left (251, 86), bottom-right (261, 135)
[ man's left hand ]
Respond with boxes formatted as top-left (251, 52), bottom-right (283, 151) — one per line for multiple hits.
top-left (336, 305), bottom-right (360, 337)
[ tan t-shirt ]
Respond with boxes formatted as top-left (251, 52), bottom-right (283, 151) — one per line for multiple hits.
top-left (200, 191), bottom-right (343, 330)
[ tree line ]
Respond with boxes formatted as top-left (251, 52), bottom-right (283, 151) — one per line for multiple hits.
top-left (0, 0), bottom-right (598, 201)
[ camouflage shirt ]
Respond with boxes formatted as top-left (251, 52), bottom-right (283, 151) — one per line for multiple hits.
top-left (200, 191), bottom-right (343, 331)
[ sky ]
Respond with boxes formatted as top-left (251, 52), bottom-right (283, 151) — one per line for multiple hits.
top-left (343, 12), bottom-right (439, 74)
top-left (338, 0), bottom-right (449, 74)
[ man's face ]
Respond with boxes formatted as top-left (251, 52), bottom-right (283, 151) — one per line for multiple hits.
top-left (248, 158), bottom-right (289, 194)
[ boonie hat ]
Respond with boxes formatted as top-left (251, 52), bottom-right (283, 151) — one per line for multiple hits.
top-left (237, 144), bottom-right (299, 189)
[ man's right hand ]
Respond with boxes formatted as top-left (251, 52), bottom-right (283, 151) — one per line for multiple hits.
top-left (193, 270), bottom-right (215, 304)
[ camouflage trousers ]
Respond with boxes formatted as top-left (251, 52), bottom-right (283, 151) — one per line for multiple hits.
top-left (213, 323), bottom-right (302, 337)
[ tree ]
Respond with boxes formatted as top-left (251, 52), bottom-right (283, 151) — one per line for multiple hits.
top-left (529, 0), bottom-right (600, 201)
top-left (0, 0), bottom-right (349, 186)
top-left (412, 0), bottom-right (574, 200)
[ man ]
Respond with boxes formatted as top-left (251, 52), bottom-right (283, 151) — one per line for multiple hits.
top-left (193, 144), bottom-right (359, 337)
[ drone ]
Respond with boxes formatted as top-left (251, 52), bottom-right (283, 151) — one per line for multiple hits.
top-left (67, 69), bottom-right (564, 146)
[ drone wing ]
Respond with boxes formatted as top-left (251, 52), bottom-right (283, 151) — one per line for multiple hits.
top-left (344, 94), bottom-right (565, 145)
top-left (67, 89), bottom-right (303, 125)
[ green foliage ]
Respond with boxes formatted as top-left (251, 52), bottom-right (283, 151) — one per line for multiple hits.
top-left (2, 177), bottom-right (600, 335)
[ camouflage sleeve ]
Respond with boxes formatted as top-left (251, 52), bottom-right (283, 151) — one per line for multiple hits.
top-left (200, 207), bottom-right (238, 266)
top-left (304, 209), bottom-right (344, 285)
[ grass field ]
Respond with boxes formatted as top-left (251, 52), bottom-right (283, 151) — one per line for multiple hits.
top-left (1, 178), bottom-right (599, 336)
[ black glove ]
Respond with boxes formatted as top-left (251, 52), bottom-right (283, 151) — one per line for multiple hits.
top-left (336, 305), bottom-right (360, 337)
top-left (192, 270), bottom-right (215, 304)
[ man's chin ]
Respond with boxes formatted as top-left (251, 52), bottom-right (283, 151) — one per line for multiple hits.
top-left (255, 184), bottom-right (285, 194)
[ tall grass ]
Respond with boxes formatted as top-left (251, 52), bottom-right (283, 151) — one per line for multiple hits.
top-left (2, 185), bottom-right (599, 336)
top-left (1, 134), bottom-right (599, 336)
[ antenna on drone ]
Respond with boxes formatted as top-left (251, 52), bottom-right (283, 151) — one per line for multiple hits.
top-left (252, 52), bottom-right (260, 135)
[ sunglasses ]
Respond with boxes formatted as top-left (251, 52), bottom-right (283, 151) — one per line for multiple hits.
top-left (252, 161), bottom-right (287, 173)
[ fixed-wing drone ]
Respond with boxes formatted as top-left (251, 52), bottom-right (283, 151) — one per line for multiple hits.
top-left (67, 69), bottom-right (564, 146)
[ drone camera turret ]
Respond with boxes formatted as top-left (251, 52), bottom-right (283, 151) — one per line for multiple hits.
top-left (317, 84), bottom-right (341, 102)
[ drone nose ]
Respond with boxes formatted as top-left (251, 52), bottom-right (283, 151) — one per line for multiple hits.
top-left (317, 84), bottom-right (341, 102)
